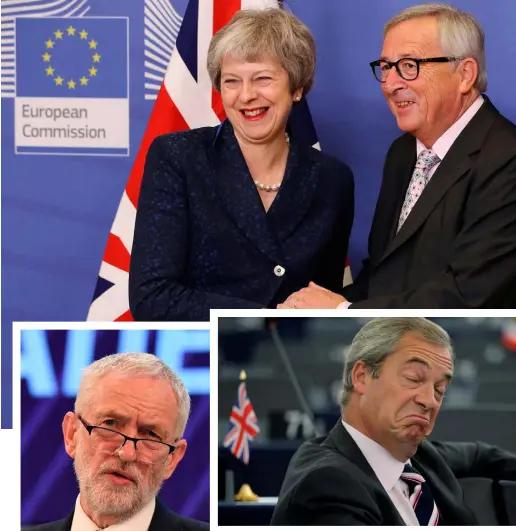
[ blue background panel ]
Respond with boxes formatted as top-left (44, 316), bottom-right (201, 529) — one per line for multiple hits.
top-left (2, 0), bottom-right (515, 428)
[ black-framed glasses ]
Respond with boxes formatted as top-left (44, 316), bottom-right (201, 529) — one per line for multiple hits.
top-left (77, 415), bottom-right (176, 464)
top-left (369, 56), bottom-right (463, 82)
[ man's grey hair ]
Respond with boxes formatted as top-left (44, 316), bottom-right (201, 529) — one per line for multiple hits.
top-left (207, 7), bottom-right (316, 97)
top-left (340, 318), bottom-right (454, 408)
top-left (75, 353), bottom-right (191, 439)
top-left (384, 3), bottom-right (487, 92)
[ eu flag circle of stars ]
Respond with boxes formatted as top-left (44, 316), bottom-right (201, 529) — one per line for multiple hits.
top-left (42, 26), bottom-right (100, 89)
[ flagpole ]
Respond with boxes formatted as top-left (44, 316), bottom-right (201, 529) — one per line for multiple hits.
top-left (234, 370), bottom-right (259, 501)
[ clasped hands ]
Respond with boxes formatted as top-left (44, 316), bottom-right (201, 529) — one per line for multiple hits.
top-left (277, 281), bottom-right (348, 309)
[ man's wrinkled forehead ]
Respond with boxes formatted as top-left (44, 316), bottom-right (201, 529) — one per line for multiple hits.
top-left (83, 372), bottom-right (175, 410)
top-left (382, 17), bottom-right (441, 59)
top-left (393, 332), bottom-right (454, 374)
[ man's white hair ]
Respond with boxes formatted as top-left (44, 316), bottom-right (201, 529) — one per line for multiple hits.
top-left (74, 353), bottom-right (191, 439)
top-left (384, 3), bottom-right (487, 92)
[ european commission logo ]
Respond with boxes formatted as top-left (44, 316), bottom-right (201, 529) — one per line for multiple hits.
top-left (15, 17), bottom-right (129, 156)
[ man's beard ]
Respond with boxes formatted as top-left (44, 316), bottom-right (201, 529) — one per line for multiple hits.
top-left (73, 445), bottom-right (166, 523)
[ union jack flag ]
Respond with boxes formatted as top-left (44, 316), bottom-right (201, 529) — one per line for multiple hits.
top-left (87, 0), bottom-right (351, 321)
top-left (223, 382), bottom-right (260, 465)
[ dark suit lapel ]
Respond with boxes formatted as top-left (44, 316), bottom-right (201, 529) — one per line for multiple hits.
top-left (386, 136), bottom-right (417, 247)
top-left (148, 498), bottom-right (175, 531)
top-left (383, 151), bottom-right (472, 260)
top-left (149, 497), bottom-right (208, 531)
top-left (208, 121), bottom-right (283, 264)
top-left (53, 511), bottom-right (73, 531)
top-left (266, 136), bottom-right (319, 242)
top-left (324, 421), bottom-right (379, 483)
top-left (324, 421), bottom-right (407, 526)
top-left (368, 135), bottom-right (416, 268)
top-left (380, 98), bottom-right (499, 264)
top-left (382, 153), bottom-right (471, 260)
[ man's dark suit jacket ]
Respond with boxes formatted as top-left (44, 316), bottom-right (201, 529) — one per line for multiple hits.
top-left (129, 120), bottom-right (354, 321)
top-left (22, 497), bottom-right (209, 531)
top-left (344, 98), bottom-right (516, 308)
top-left (271, 421), bottom-right (516, 526)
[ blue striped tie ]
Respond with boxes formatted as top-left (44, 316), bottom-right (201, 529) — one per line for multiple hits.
top-left (401, 464), bottom-right (440, 525)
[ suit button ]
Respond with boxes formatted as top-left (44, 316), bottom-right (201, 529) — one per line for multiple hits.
top-left (274, 265), bottom-right (285, 277)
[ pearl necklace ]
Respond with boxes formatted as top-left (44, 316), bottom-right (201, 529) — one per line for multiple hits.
top-left (254, 133), bottom-right (289, 193)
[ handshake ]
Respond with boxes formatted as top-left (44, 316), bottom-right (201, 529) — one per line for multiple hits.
top-left (277, 282), bottom-right (349, 309)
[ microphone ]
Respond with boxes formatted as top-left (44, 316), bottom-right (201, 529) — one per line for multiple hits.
top-left (265, 318), bottom-right (323, 437)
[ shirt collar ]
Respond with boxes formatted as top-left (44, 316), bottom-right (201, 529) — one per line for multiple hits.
top-left (417, 94), bottom-right (484, 160)
top-left (71, 494), bottom-right (156, 531)
top-left (342, 420), bottom-right (406, 493)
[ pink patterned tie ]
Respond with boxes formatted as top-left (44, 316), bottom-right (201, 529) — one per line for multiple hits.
top-left (397, 149), bottom-right (440, 232)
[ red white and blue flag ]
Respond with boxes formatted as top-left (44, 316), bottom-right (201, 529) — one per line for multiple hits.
top-left (223, 381), bottom-right (260, 464)
top-left (87, 0), bottom-right (351, 321)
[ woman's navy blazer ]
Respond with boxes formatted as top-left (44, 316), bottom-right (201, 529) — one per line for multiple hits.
top-left (129, 121), bottom-right (354, 321)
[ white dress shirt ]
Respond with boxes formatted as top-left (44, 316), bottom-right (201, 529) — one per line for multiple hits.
top-left (71, 495), bottom-right (155, 531)
top-left (337, 95), bottom-right (485, 310)
top-left (342, 420), bottom-right (419, 525)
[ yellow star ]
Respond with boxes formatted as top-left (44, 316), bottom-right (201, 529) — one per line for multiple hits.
top-left (67, 26), bottom-right (76, 36)
top-left (88, 39), bottom-right (98, 49)
top-left (55, 76), bottom-right (64, 86)
top-left (45, 39), bottom-right (54, 49)
top-left (92, 53), bottom-right (101, 63)
top-left (54, 29), bottom-right (63, 39)
top-left (79, 76), bottom-right (89, 86)
top-left (42, 52), bottom-right (51, 62)
top-left (79, 29), bottom-right (88, 39)
top-left (67, 79), bottom-right (76, 89)
top-left (45, 66), bottom-right (55, 76)
top-left (89, 66), bottom-right (98, 76)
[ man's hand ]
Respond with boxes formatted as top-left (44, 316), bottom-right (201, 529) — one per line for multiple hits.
top-left (277, 282), bottom-right (348, 309)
